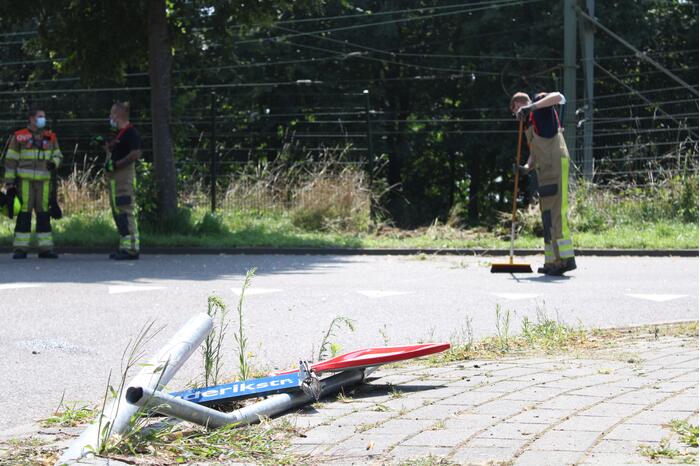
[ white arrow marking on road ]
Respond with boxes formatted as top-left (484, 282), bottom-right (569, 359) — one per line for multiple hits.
top-left (491, 292), bottom-right (540, 300)
top-left (108, 285), bottom-right (165, 295)
top-left (357, 290), bottom-right (411, 298)
top-left (625, 294), bottom-right (687, 303)
top-left (232, 288), bottom-right (282, 296)
top-left (0, 283), bottom-right (43, 290)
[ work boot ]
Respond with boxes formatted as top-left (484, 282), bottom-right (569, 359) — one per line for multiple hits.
top-left (12, 250), bottom-right (27, 260)
top-left (537, 264), bottom-right (557, 274)
top-left (112, 249), bottom-right (139, 261)
top-left (38, 251), bottom-right (59, 259)
top-left (543, 258), bottom-right (577, 276)
top-left (559, 258), bottom-right (577, 274)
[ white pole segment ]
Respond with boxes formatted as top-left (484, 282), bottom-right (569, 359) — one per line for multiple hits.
top-left (58, 313), bottom-right (213, 464)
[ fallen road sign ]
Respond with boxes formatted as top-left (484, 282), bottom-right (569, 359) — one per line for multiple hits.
top-left (171, 372), bottom-right (302, 405)
top-left (276, 343), bottom-right (451, 375)
top-left (170, 343), bottom-right (451, 406)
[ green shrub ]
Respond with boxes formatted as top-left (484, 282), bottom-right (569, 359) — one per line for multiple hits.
top-left (142, 207), bottom-right (195, 235)
top-left (195, 212), bottom-right (229, 236)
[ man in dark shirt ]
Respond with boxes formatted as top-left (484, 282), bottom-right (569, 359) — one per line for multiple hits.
top-left (510, 91), bottom-right (576, 275)
top-left (104, 101), bottom-right (141, 260)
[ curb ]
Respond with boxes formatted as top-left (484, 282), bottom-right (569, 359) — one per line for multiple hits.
top-left (0, 247), bottom-right (696, 257)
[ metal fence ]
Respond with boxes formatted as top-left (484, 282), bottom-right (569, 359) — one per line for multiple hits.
top-left (1, 82), bottom-right (698, 220)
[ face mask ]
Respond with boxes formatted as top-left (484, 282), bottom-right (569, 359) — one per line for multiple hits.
top-left (35, 117), bottom-right (46, 129)
top-left (110, 118), bottom-right (117, 129)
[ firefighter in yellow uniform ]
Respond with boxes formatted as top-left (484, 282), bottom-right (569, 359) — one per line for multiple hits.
top-left (104, 102), bottom-right (141, 260)
top-left (4, 109), bottom-right (62, 259)
top-left (510, 92), bottom-right (576, 276)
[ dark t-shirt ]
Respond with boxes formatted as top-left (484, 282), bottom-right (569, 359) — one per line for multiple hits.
top-left (530, 94), bottom-right (560, 139)
top-left (111, 126), bottom-right (141, 162)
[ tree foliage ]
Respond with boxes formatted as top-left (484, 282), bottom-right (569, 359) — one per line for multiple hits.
top-left (0, 0), bottom-right (697, 226)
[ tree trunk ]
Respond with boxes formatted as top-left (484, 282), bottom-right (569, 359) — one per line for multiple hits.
top-left (148, 0), bottom-right (178, 216)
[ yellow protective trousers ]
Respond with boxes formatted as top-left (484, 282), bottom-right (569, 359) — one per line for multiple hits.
top-left (14, 178), bottom-right (53, 252)
top-left (107, 164), bottom-right (140, 254)
top-left (526, 128), bottom-right (575, 265)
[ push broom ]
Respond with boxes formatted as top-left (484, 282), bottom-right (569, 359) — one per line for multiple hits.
top-left (491, 119), bottom-right (533, 273)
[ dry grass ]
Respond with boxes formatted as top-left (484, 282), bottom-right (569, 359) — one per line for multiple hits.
top-left (291, 166), bottom-right (370, 232)
top-left (58, 164), bottom-right (108, 216)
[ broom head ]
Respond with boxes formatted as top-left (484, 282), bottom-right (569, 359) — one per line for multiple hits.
top-left (490, 262), bottom-right (533, 273)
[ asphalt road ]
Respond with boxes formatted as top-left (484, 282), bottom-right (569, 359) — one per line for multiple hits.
top-left (0, 253), bottom-right (697, 435)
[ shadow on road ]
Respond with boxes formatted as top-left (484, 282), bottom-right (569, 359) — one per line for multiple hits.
top-left (509, 274), bottom-right (572, 283)
top-left (0, 253), bottom-right (357, 284)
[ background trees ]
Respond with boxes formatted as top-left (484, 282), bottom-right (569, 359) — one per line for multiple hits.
top-left (0, 0), bottom-right (697, 227)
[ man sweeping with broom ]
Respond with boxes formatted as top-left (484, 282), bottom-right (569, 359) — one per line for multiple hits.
top-left (510, 91), bottom-right (576, 276)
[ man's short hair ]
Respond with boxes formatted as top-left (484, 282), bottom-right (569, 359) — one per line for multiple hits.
top-left (27, 108), bottom-right (44, 118)
top-left (112, 101), bottom-right (130, 118)
top-left (509, 92), bottom-right (531, 112)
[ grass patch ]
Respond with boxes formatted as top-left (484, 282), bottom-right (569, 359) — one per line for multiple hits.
top-left (638, 420), bottom-right (699, 465)
top-left (1, 211), bottom-right (693, 250)
top-left (435, 315), bottom-right (698, 364)
top-left (41, 400), bottom-right (97, 428)
top-left (521, 308), bottom-right (588, 353)
top-left (0, 171), bottom-right (696, 250)
top-left (437, 307), bottom-right (591, 362)
top-left (316, 315), bottom-right (356, 361)
top-left (100, 419), bottom-right (301, 465)
top-left (590, 321), bottom-right (699, 341)
top-left (400, 456), bottom-right (457, 466)
top-left (202, 295), bottom-right (229, 387)
top-left (671, 420), bottom-right (700, 448)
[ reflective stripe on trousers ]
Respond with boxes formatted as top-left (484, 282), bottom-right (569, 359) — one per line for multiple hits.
top-left (13, 179), bottom-right (53, 251)
top-left (108, 166), bottom-right (139, 254)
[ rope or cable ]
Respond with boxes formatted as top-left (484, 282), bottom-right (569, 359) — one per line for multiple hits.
top-left (576, 7), bottom-right (698, 98)
top-left (589, 127), bottom-right (699, 137)
top-left (200, 1), bottom-right (506, 30)
top-left (593, 98), bottom-right (698, 113)
top-left (0, 31), bottom-right (37, 37)
top-left (594, 85), bottom-right (700, 101)
top-left (594, 62), bottom-right (697, 138)
top-left (233, 0), bottom-right (543, 47)
top-left (596, 48), bottom-right (699, 61)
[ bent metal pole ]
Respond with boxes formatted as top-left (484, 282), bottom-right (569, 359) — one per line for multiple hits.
top-left (126, 369), bottom-right (367, 429)
top-left (58, 313), bottom-right (213, 464)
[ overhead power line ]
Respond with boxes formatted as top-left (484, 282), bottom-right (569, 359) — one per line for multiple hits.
top-left (576, 7), bottom-right (699, 97)
top-left (227, 1), bottom-right (500, 28)
top-left (594, 98), bottom-right (699, 113)
top-left (594, 85), bottom-right (700, 101)
top-left (595, 62), bottom-right (698, 138)
top-left (233, 0), bottom-right (544, 46)
top-left (596, 48), bottom-right (698, 61)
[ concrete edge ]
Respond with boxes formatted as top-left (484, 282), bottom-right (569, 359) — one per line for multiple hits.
top-left (0, 247), bottom-right (696, 257)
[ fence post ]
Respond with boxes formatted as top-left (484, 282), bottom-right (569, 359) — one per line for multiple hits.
top-left (363, 89), bottom-right (374, 218)
top-left (209, 91), bottom-right (217, 212)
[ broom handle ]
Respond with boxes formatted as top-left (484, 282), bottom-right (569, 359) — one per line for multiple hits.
top-left (509, 119), bottom-right (525, 264)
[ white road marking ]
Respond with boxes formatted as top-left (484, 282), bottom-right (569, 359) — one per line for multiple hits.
top-left (357, 290), bottom-right (411, 298)
top-left (0, 283), bottom-right (43, 290)
top-left (108, 285), bottom-right (165, 295)
top-left (232, 288), bottom-right (282, 296)
top-left (625, 294), bottom-right (687, 303)
top-left (491, 292), bottom-right (540, 300)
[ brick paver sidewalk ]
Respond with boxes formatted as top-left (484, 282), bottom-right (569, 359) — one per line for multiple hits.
top-left (288, 335), bottom-right (698, 465)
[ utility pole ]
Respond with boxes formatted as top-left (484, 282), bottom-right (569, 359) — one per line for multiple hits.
top-left (581, 0), bottom-right (595, 180)
top-left (363, 89), bottom-right (375, 218)
top-left (209, 92), bottom-right (217, 212)
top-left (563, 0), bottom-right (577, 167)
